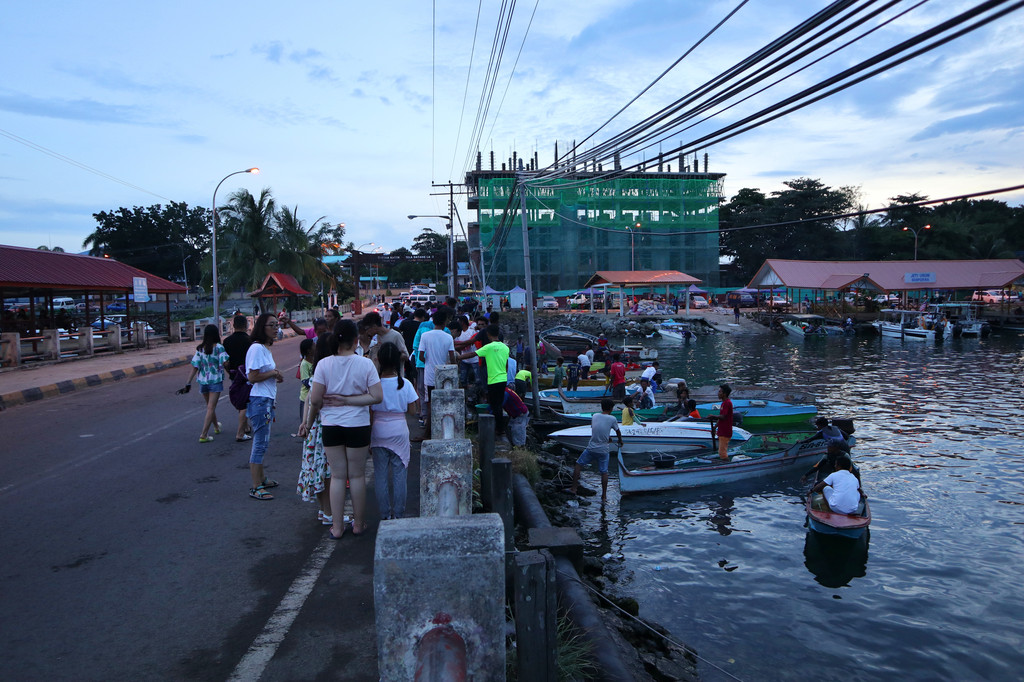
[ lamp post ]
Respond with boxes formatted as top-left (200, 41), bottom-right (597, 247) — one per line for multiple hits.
top-left (625, 221), bottom-right (641, 270)
top-left (182, 254), bottom-right (192, 303)
top-left (354, 242), bottom-right (375, 300)
top-left (408, 214), bottom-right (454, 297)
top-left (903, 223), bottom-right (931, 261)
top-left (211, 167), bottom-right (259, 323)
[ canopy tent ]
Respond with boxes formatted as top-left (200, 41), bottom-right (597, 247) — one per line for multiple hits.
top-left (687, 284), bottom-right (708, 294)
top-left (507, 285), bottom-right (527, 309)
top-left (581, 270), bottom-right (703, 315)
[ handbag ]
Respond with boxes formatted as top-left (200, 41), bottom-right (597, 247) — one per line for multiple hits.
top-left (229, 365), bottom-right (252, 410)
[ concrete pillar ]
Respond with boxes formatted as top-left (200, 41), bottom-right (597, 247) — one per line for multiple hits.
top-left (374, 515), bottom-right (506, 682)
top-left (430, 388), bottom-right (465, 440)
top-left (77, 327), bottom-right (95, 356)
top-left (419, 439), bottom-right (474, 517)
top-left (0, 332), bottom-right (20, 366)
top-left (435, 364), bottom-right (458, 390)
top-left (109, 326), bottom-right (122, 352)
top-left (478, 414), bottom-right (496, 512)
top-left (133, 322), bottom-right (148, 348)
top-left (42, 329), bottom-right (60, 360)
top-left (169, 321), bottom-right (182, 343)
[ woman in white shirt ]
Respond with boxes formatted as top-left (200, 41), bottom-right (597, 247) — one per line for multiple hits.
top-left (301, 319), bottom-right (383, 539)
top-left (245, 314), bottom-right (285, 500)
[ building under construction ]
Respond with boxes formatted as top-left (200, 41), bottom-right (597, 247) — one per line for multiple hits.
top-left (465, 148), bottom-right (726, 293)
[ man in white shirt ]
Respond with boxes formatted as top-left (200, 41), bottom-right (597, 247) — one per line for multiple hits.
top-left (640, 360), bottom-right (660, 390)
top-left (810, 454), bottom-right (863, 514)
top-left (417, 309), bottom-right (457, 437)
top-left (455, 315), bottom-right (478, 391)
top-left (577, 351), bottom-right (592, 380)
top-left (360, 312), bottom-right (409, 369)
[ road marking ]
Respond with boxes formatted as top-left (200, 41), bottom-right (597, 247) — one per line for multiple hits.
top-left (228, 538), bottom-right (337, 681)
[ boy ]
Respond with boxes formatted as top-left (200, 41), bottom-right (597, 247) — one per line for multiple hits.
top-left (810, 454), bottom-right (863, 514)
top-left (552, 356), bottom-right (566, 390)
top-left (297, 338), bottom-right (315, 433)
top-left (637, 377), bottom-right (656, 409)
top-left (568, 397), bottom-right (624, 504)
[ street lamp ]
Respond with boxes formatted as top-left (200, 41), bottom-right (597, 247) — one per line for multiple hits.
top-left (211, 167), bottom-right (259, 323)
top-left (903, 223), bottom-right (931, 261)
top-left (409, 214), bottom-right (454, 296)
top-left (625, 221), bottom-right (641, 270)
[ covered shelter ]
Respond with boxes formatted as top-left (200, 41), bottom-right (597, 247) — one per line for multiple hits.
top-left (0, 244), bottom-right (186, 336)
top-left (582, 270), bottom-right (703, 315)
top-left (248, 272), bottom-right (311, 314)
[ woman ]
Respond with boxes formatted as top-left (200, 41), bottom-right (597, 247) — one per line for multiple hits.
top-left (246, 313), bottom-right (285, 500)
top-left (185, 324), bottom-right (230, 442)
top-left (297, 334), bottom-right (336, 524)
top-left (369, 342), bottom-right (419, 520)
top-left (300, 319), bottom-right (383, 539)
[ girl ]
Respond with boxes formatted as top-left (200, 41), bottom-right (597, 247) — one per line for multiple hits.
top-left (301, 319), bottom-right (383, 539)
top-left (370, 342), bottom-right (419, 520)
top-left (246, 313), bottom-right (285, 500)
top-left (297, 334), bottom-right (335, 524)
top-left (185, 324), bottom-right (230, 443)
top-left (621, 395), bottom-right (644, 427)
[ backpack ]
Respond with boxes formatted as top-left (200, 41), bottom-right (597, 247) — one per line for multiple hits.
top-left (229, 365), bottom-right (252, 410)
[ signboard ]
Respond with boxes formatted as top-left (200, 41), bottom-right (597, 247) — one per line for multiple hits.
top-left (133, 277), bottom-right (149, 302)
top-left (356, 254), bottom-right (435, 264)
top-left (904, 272), bottom-right (936, 284)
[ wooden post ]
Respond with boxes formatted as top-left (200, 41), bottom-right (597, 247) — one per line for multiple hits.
top-left (514, 549), bottom-right (557, 681)
top-left (479, 413), bottom-right (495, 512)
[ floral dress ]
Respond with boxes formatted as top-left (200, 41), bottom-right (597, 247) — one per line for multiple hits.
top-left (296, 412), bottom-right (331, 502)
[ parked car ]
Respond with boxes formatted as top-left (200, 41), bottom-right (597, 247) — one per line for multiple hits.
top-left (53, 297), bottom-right (77, 311)
top-left (971, 289), bottom-right (1010, 303)
top-left (690, 295), bottom-right (710, 309)
top-left (873, 294), bottom-right (900, 304)
top-left (568, 295), bottom-right (589, 308)
top-left (538, 296), bottom-right (558, 310)
top-left (767, 295), bottom-right (790, 310)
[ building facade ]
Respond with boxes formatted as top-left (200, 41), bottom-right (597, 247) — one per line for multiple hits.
top-left (466, 164), bottom-right (725, 293)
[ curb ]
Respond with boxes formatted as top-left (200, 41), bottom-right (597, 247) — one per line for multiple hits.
top-left (0, 355), bottom-right (192, 411)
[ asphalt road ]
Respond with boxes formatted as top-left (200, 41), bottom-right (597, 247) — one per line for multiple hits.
top-left (0, 335), bottom-right (383, 681)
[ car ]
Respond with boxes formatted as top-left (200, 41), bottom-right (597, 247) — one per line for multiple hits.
top-left (767, 295), bottom-right (790, 310)
top-left (873, 294), bottom-right (900, 304)
top-left (690, 295), bottom-right (710, 309)
top-left (538, 296), bottom-right (558, 310)
top-left (568, 295), bottom-right (589, 308)
top-left (53, 297), bottom-right (77, 311)
top-left (971, 289), bottom-right (1011, 303)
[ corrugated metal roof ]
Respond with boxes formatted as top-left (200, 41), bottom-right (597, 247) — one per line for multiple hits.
top-left (583, 270), bottom-right (703, 288)
top-left (747, 259), bottom-right (1024, 291)
top-left (0, 244), bottom-right (187, 293)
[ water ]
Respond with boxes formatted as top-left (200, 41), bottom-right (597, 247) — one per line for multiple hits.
top-left (571, 330), bottom-right (1024, 681)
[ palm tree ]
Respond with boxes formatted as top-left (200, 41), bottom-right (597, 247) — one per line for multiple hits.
top-left (275, 206), bottom-right (337, 291)
top-left (218, 188), bottom-right (279, 296)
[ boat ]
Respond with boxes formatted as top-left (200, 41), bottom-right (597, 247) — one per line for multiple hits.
top-left (806, 494), bottom-right (871, 538)
top-left (780, 314), bottom-right (852, 338)
top-left (540, 325), bottom-right (648, 362)
top-left (656, 321), bottom-right (697, 341)
top-left (548, 420), bottom-right (753, 455)
top-left (871, 308), bottom-right (947, 341)
top-left (926, 303), bottom-right (990, 337)
top-left (534, 385), bottom-right (680, 413)
top-left (554, 406), bottom-right (671, 425)
top-left (616, 431), bottom-right (854, 494)
top-left (694, 399), bottom-right (817, 428)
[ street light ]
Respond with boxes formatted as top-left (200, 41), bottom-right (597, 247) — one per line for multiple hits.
top-left (903, 223), bottom-right (931, 261)
top-left (409, 214), bottom-right (454, 296)
top-left (625, 221), bottom-right (641, 270)
top-left (211, 167), bottom-right (259, 323)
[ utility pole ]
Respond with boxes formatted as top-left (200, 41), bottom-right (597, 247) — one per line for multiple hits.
top-left (518, 174), bottom-right (540, 416)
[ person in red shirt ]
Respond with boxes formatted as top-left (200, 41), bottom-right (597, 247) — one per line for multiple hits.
top-left (609, 353), bottom-right (626, 402)
top-left (716, 383), bottom-right (733, 461)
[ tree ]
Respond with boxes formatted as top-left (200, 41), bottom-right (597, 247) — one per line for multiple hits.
top-left (37, 245), bottom-right (66, 252)
top-left (218, 188), bottom-right (279, 296)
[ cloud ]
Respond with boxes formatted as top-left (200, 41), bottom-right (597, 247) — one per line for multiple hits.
top-left (173, 134), bottom-right (207, 145)
top-left (55, 65), bottom-right (158, 93)
top-left (252, 41), bottom-right (285, 63)
top-left (0, 91), bottom-right (144, 124)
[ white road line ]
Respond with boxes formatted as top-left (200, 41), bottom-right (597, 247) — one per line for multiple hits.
top-left (228, 538), bottom-right (337, 682)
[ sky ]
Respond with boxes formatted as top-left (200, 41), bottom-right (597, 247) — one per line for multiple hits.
top-left (1, 0), bottom-right (1022, 256)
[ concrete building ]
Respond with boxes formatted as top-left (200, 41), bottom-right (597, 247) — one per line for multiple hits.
top-left (465, 149), bottom-right (725, 293)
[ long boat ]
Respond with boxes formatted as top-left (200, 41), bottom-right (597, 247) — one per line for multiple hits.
top-left (780, 314), bottom-right (852, 338)
top-left (548, 421), bottom-right (752, 455)
top-left (695, 399), bottom-right (817, 427)
top-left (554, 406), bottom-right (672, 425)
top-left (806, 495), bottom-right (871, 538)
top-left (616, 432), bottom-right (852, 494)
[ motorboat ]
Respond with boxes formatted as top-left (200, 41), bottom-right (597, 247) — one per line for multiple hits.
top-left (926, 303), bottom-right (990, 337)
top-left (554, 406), bottom-right (671, 426)
top-left (548, 420), bottom-right (752, 455)
top-left (871, 308), bottom-right (946, 341)
top-left (780, 314), bottom-right (852, 338)
top-left (656, 321), bottom-right (697, 341)
top-left (695, 399), bottom-right (817, 428)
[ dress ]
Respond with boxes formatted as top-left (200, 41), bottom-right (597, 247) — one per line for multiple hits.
top-left (296, 414), bottom-right (331, 502)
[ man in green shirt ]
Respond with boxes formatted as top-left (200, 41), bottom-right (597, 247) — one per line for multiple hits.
top-left (459, 324), bottom-right (510, 435)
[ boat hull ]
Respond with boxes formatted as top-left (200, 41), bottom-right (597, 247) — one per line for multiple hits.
top-left (550, 422), bottom-right (752, 455)
top-left (695, 399), bottom-right (817, 427)
top-left (806, 496), bottom-right (871, 538)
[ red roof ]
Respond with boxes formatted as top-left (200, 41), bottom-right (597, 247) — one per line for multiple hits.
top-left (583, 270), bottom-right (703, 288)
top-left (0, 244), bottom-right (186, 293)
top-left (748, 259), bottom-right (1024, 291)
top-left (249, 272), bottom-right (312, 297)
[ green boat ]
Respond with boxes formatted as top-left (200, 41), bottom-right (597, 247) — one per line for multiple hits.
top-left (695, 399), bottom-right (816, 427)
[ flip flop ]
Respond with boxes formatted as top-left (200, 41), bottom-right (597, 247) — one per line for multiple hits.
top-left (199, 436), bottom-right (214, 443)
top-left (235, 435), bottom-right (252, 442)
top-left (261, 478), bottom-right (279, 489)
top-left (328, 527), bottom-right (345, 540)
top-left (249, 487), bottom-right (273, 500)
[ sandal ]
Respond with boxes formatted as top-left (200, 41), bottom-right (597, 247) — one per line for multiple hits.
top-left (235, 435), bottom-right (252, 442)
top-left (199, 436), bottom-right (214, 443)
top-left (249, 487), bottom-right (274, 500)
top-left (214, 422), bottom-right (222, 434)
top-left (261, 478), bottom-right (279, 489)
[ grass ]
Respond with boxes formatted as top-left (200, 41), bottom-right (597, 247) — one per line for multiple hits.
top-left (508, 446), bottom-right (541, 484)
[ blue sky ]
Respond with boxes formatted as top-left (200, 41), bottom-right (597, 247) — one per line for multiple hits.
top-left (1, 0), bottom-right (1021, 254)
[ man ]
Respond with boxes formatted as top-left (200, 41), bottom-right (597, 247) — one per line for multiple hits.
top-left (417, 309), bottom-right (457, 438)
top-left (455, 316), bottom-right (479, 390)
top-left (636, 377), bottom-right (656, 409)
top-left (359, 311), bottom-right (408, 369)
top-left (810, 454), bottom-right (863, 514)
top-left (400, 308), bottom-right (428, 383)
top-left (568, 397), bottom-right (623, 505)
top-left (577, 349), bottom-right (592, 380)
top-left (503, 386), bottom-right (530, 446)
top-left (411, 309), bottom-right (436, 418)
top-left (458, 324), bottom-right (510, 436)
top-left (514, 367), bottom-right (531, 399)
top-left (388, 302), bottom-right (403, 329)
top-left (805, 416), bottom-right (851, 453)
top-left (222, 314), bottom-right (252, 442)
top-left (640, 360), bottom-right (660, 391)
top-left (716, 383), bottom-right (733, 462)
top-left (609, 353), bottom-right (627, 402)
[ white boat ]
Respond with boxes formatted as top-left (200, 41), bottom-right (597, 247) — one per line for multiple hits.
top-left (927, 303), bottom-right (990, 337)
top-left (781, 315), bottom-right (851, 338)
top-left (657, 321), bottom-right (696, 341)
top-left (548, 421), bottom-right (752, 455)
top-left (871, 309), bottom-right (946, 341)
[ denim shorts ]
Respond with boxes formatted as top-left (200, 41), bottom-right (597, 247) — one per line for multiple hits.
top-left (200, 381), bottom-right (224, 394)
top-left (576, 447), bottom-right (610, 474)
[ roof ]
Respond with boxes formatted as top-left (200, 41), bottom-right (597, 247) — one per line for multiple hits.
top-left (747, 259), bottom-right (1024, 292)
top-left (0, 244), bottom-right (186, 293)
top-left (249, 272), bottom-right (312, 297)
top-left (583, 270), bottom-right (703, 288)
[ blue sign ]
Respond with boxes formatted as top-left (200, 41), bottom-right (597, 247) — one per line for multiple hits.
top-left (904, 272), bottom-right (936, 284)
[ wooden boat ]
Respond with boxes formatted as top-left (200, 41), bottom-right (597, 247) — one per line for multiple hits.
top-left (549, 421), bottom-right (753, 455)
top-left (695, 399), bottom-right (817, 428)
top-left (616, 432), bottom-right (854, 494)
top-left (781, 314), bottom-right (852, 338)
top-left (540, 325), bottom-right (650, 362)
top-left (806, 494), bottom-right (871, 538)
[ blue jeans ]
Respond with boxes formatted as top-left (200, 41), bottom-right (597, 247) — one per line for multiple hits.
top-left (372, 447), bottom-right (407, 519)
top-left (247, 396), bottom-right (275, 464)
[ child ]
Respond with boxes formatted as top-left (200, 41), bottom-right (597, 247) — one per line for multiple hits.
top-left (568, 398), bottom-right (623, 505)
top-left (370, 342), bottom-right (419, 520)
top-left (298, 338), bottom-right (315, 429)
top-left (621, 395), bottom-right (644, 427)
top-left (686, 399), bottom-right (700, 419)
top-left (810, 454), bottom-right (863, 514)
top-left (552, 356), bottom-right (566, 390)
top-left (637, 377), bottom-right (656, 409)
top-left (297, 335), bottom-right (334, 525)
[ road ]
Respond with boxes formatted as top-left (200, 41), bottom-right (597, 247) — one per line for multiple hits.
top-left (0, 336), bottom-right (380, 681)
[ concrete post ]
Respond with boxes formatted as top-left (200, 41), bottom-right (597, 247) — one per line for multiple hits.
top-left (77, 326), bottom-right (94, 357)
top-left (514, 550), bottom-right (557, 681)
top-left (169, 321), bottom-right (182, 343)
top-left (478, 414), bottom-right (495, 512)
top-left (109, 326), bottom-right (122, 352)
top-left (42, 329), bottom-right (60, 360)
top-left (133, 321), bottom-right (148, 348)
top-left (492, 459), bottom-right (513, 554)
top-left (0, 332), bottom-right (20, 367)
top-left (435, 364), bottom-right (459, 390)
top-left (374, 515), bottom-right (506, 682)
top-left (419, 439), bottom-right (474, 517)
top-left (431, 388), bottom-right (465, 440)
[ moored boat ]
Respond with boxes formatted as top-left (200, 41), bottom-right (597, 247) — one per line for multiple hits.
top-left (657, 321), bottom-right (697, 341)
top-left (695, 399), bottom-right (817, 428)
top-left (549, 420), bottom-right (752, 455)
top-left (926, 302), bottom-right (990, 337)
top-left (871, 308), bottom-right (945, 341)
top-left (781, 314), bottom-right (852, 338)
top-left (555, 406), bottom-right (671, 425)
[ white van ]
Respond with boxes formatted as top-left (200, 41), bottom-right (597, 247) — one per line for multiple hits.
top-left (408, 294), bottom-right (433, 308)
top-left (53, 297), bottom-right (77, 311)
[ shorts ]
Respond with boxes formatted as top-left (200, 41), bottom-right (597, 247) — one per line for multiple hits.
top-left (200, 381), bottom-right (223, 394)
top-left (576, 447), bottom-right (610, 474)
top-left (612, 383), bottom-right (626, 401)
top-left (322, 424), bottom-right (372, 448)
